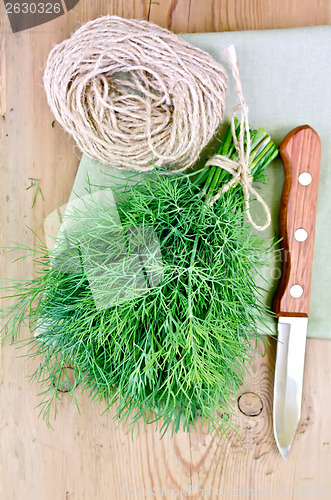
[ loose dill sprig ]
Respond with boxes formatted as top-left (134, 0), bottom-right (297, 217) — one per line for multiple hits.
top-left (26, 177), bottom-right (45, 208)
top-left (0, 124), bottom-right (278, 436)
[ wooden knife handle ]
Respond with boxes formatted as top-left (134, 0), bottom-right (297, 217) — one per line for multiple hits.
top-left (273, 125), bottom-right (321, 318)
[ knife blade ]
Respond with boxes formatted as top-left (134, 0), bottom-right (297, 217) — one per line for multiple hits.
top-left (273, 125), bottom-right (321, 459)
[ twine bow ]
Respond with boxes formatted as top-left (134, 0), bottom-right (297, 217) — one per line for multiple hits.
top-left (206, 45), bottom-right (271, 231)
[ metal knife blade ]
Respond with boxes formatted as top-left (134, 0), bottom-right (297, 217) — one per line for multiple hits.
top-left (273, 317), bottom-right (308, 459)
top-left (273, 125), bottom-right (321, 459)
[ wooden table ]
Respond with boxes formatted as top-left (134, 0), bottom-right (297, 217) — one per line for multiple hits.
top-left (1, 1), bottom-right (331, 499)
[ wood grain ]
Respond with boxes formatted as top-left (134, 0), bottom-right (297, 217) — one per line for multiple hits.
top-left (273, 126), bottom-right (321, 317)
top-left (1, 1), bottom-right (331, 499)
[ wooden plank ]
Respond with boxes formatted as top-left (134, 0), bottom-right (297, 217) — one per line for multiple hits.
top-left (146, 0), bottom-right (331, 32)
top-left (1, 1), bottom-right (331, 499)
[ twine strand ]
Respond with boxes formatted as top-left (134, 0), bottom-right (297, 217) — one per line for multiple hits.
top-left (206, 45), bottom-right (271, 231)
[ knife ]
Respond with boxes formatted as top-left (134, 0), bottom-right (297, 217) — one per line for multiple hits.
top-left (273, 125), bottom-right (321, 459)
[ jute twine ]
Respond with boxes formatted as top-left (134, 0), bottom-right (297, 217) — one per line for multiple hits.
top-left (207, 45), bottom-right (271, 231)
top-left (43, 15), bottom-right (270, 230)
top-left (43, 15), bottom-right (227, 173)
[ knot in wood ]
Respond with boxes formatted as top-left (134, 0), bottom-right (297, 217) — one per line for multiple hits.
top-left (237, 392), bottom-right (263, 417)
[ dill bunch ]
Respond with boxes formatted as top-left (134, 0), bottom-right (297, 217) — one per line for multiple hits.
top-left (1, 124), bottom-right (278, 436)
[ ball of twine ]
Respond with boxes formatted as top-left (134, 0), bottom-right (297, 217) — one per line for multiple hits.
top-left (43, 15), bottom-right (227, 172)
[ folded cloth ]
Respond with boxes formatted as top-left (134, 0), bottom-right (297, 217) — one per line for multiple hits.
top-left (57, 26), bottom-right (331, 339)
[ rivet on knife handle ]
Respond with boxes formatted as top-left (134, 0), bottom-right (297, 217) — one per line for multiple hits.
top-left (273, 125), bottom-right (321, 318)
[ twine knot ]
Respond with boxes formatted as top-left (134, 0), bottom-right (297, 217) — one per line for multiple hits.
top-left (206, 45), bottom-right (271, 231)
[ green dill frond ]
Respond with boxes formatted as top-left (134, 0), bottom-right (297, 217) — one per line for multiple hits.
top-left (0, 124), bottom-right (278, 436)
